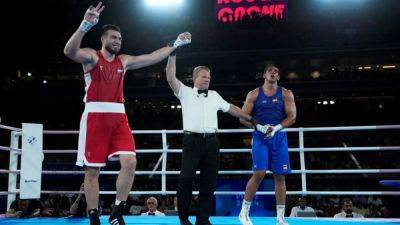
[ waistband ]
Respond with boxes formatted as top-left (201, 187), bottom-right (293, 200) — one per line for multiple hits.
top-left (84, 102), bottom-right (125, 113)
top-left (184, 131), bottom-right (217, 138)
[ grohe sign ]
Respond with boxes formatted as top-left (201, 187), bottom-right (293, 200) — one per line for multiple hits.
top-left (215, 0), bottom-right (287, 23)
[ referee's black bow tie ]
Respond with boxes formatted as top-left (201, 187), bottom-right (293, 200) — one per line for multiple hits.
top-left (198, 89), bottom-right (208, 97)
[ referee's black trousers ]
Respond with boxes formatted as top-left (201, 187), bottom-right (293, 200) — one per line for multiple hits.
top-left (177, 132), bottom-right (220, 224)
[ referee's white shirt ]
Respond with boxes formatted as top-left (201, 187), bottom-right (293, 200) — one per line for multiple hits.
top-left (289, 206), bottom-right (315, 217)
top-left (175, 82), bottom-right (230, 133)
top-left (140, 210), bottom-right (166, 216)
top-left (334, 212), bottom-right (364, 218)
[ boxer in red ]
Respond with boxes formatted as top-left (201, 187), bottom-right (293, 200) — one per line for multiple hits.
top-left (63, 2), bottom-right (191, 225)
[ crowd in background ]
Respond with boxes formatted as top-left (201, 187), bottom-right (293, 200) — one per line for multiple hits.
top-left (3, 193), bottom-right (395, 218)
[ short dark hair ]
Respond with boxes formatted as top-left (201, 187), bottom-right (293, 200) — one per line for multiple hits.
top-left (298, 196), bottom-right (307, 201)
top-left (342, 198), bottom-right (352, 205)
top-left (264, 63), bottom-right (279, 74)
top-left (101, 24), bottom-right (121, 36)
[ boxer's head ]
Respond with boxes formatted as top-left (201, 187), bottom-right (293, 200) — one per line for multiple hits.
top-left (263, 64), bottom-right (280, 84)
top-left (101, 24), bottom-right (122, 55)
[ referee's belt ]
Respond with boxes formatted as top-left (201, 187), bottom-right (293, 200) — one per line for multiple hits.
top-left (183, 131), bottom-right (217, 138)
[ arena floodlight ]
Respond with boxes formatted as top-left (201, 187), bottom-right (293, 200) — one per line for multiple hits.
top-left (145, 0), bottom-right (183, 7)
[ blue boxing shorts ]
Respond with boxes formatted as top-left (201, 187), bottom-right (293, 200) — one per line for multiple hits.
top-left (251, 131), bottom-right (291, 175)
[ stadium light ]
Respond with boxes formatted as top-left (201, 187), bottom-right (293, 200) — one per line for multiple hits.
top-left (145, 0), bottom-right (183, 7)
top-left (382, 65), bottom-right (396, 69)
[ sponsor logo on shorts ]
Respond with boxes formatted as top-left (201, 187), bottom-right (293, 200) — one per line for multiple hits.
top-left (283, 164), bottom-right (288, 170)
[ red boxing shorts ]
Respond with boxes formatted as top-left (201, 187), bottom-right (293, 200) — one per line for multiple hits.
top-left (76, 102), bottom-right (136, 167)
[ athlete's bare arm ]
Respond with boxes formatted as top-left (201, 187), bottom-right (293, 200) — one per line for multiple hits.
top-left (64, 2), bottom-right (104, 70)
top-left (280, 88), bottom-right (296, 128)
top-left (120, 32), bottom-right (191, 71)
top-left (239, 89), bottom-right (259, 128)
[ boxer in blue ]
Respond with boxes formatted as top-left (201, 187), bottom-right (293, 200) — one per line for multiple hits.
top-left (238, 64), bottom-right (297, 225)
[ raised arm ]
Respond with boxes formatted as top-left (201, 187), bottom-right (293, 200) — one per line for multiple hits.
top-left (120, 32), bottom-right (191, 71)
top-left (63, 2), bottom-right (104, 65)
top-left (165, 55), bottom-right (181, 95)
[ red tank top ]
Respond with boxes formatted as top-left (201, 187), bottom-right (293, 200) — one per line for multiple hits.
top-left (83, 51), bottom-right (125, 103)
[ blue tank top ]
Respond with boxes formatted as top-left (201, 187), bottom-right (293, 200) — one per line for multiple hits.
top-left (252, 86), bottom-right (286, 126)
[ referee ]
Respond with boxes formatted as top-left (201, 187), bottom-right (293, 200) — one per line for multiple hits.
top-left (165, 53), bottom-right (268, 225)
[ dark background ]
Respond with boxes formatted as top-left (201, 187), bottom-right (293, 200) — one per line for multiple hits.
top-left (0, 0), bottom-right (399, 217)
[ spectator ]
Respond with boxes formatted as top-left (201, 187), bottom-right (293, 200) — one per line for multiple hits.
top-left (69, 183), bottom-right (88, 217)
top-left (173, 196), bottom-right (178, 211)
top-left (379, 206), bottom-right (391, 218)
top-left (128, 196), bottom-right (142, 215)
top-left (5, 199), bottom-right (41, 218)
top-left (368, 196), bottom-right (383, 207)
top-left (59, 195), bottom-right (73, 217)
top-left (164, 196), bottom-right (179, 216)
top-left (141, 197), bottom-right (165, 216)
top-left (334, 198), bottom-right (364, 218)
top-left (41, 194), bottom-right (65, 217)
top-left (289, 197), bottom-right (316, 217)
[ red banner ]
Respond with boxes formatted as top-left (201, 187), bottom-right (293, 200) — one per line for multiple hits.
top-left (215, 0), bottom-right (288, 23)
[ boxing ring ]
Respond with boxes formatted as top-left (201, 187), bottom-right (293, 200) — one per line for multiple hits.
top-left (1, 124), bottom-right (400, 225)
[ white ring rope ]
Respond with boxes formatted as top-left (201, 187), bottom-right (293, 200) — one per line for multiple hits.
top-left (8, 124), bottom-right (398, 135)
top-left (1, 169), bottom-right (400, 175)
top-left (0, 146), bottom-right (21, 152)
top-left (2, 146), bottom-right (400, 154)
top-left (1, 124), bottom-right (400, 199)
top-left (1, 190), bottom-right (400, 196)
top-left (0, 124), bottom-right (21, 132)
